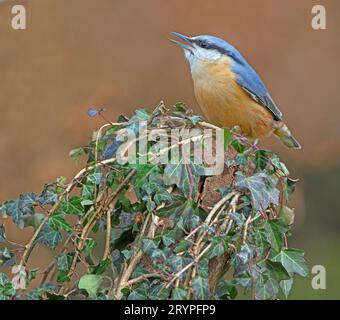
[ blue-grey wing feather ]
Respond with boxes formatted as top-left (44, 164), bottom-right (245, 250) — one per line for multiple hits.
top-left (232, 61), bottom-right (283, 120)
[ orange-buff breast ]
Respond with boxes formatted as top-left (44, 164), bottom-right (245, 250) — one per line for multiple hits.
top-left (191, 58), bottom-right (274, 140)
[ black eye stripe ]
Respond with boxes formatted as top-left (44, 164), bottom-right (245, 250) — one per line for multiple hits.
top-left (194, 39), bottom-right (236, 58)
top-left (195, 40), bottom-right (209, 48)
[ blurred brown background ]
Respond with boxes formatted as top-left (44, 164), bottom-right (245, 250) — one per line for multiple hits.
top-left (0, 0), bottom-right (339, 298)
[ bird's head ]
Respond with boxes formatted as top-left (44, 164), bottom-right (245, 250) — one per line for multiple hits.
top-left (170, 32), bottom-right (244, 68)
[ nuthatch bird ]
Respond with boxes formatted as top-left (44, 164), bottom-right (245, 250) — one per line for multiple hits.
top-left (170, 32), bottom-right (301, 149)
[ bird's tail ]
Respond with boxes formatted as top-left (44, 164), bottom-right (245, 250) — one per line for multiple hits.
top-left (273, 121), bottom-right (301, 149)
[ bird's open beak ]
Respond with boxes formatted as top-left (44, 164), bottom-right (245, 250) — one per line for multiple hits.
top-left (170, 32), bottom-right (194, 52)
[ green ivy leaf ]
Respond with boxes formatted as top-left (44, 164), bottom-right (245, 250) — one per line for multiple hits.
top-left (142, 239), bottom-right (159, 254)
top-left (236, 172), bottom-right (280, 212)
top-left (166, 256), bottom-right (185, 273)
top-left (231, 139), bottom-right (245, 153)
top-left (164, 160), bottom-right (204, 198)
top-left (0, 225), bottom-right (5, 242)
top-left (208, 240), bottom-right (226, 258)
top-left (49, 212), bottom-right (72, 232)
top-left (62, 196), bottom-right (84, 216)
top-left (35, 223), bottom-right (62, 249)
top-left (280, 278), bottom-right (294, 299)
top-left (7, 198), bottom-right (34, 228)
top-left (82, 183), bottom-right (95, 199)
top-left (69, 147), bottom-right (86, 162)
top-left (174, 239), bottom-right (192, 254)
top-left (254, 150), bottom-right (270, 170)
top-left (133, 164), bottom-right (158, 188)
top-left (171, 287), bottom-right (188, 300)
top-left (265, 260), bottom-right (291, 281)
top-left (78, 274), bottom-right (104, 299)
top-left (255, 275), bottom-right (279, 300)
top-left (216, 280), bottom-right (238, 300)
top-left (162, 230), bottom-right (176, 247)
top-left (25, 284), bottom-right (57, 300)
top-left (127, 283), bottom-right (149, 300)
top-left (87, 170), bottom-right (102, 185)
top-left (0, 275), bottom-right (16, 299)
top-left (90, 259), bottom-right (111, 275)
top-left (264, 219), bottom-right (289, 252)
top-left (191, 276), bottom-right (209, 300)
top-left (56, 253), bottom-right (73, 271)
top-left (84, 238), bottom-right (97, 256)
top-left (223, 128), bottom-right (232, 149)
top-left (271, 249), bottom-right (309, 277)
top-left (270, 154), bottom-right (290, 176)
top-left (0, 248), bottom-right (15, 266)
top-left (283, 178), bottom-right (298, 201)
top-left (38, 188), bottom-right (58, 205)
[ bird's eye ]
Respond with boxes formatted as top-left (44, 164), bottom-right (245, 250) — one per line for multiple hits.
top-left (198, 40), bottom-right (208, 48)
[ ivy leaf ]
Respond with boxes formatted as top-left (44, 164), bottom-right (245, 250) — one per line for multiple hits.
top-left (264, 219), bottom-right (289, 252)
top-left (162, 230), bottom-right (176, 247)
top-left (271, 154), bottom-right (290, 176)
top-left (231, 139), bottom-right (245, 153)
top-left (283, 178), bottom-right (298, 201)
top-left (271, 249), bottom-right (309, 277)
top-left (126, 109), bottom-right (150, 133)
top-left (21, 192), bottom-right (37, 206)
top-left (0, 248), bottom-right (15, 267)
top-left (83, 238), bottom-right (97, 256)
top-left (254, 229), bottom-right (271, 257)
top-left (35, 223), bottom-right (62, 249)
top-left (171, 287), bottom-right (188, 300)
top-left (174, 102), bottom-right (187, 113)
top-left (156, 196), bottom-right (191, 217)
top-left (127, 282), bottom-right (149, 300)
top-left (186, 114), bottom-right (201, 125)
top-left (69, 147), bottom-right (86, 162)
top-left (166, 256), bottom-right (185, 273)
top-left (62, 196), bottom-right (84, 216)
top-left (49, 212), bottom-right (72, 232)
top-left (223, 128), bottom-right (232, 149)
top-left (235, 172), bottom-right (280, 212)
top-left (216, 280), bottom-right (238, 300)
top-left (7, 200), bottom-right (32, 228)
top-left (87, 170), bottom-right (103, 185)
top-left (25, 284), bottom-right (57, 300)
top-left (255, 275), bottom-right (279, 300)
top-left (82, 183), bottom-right (95, 200)
top-left (78, 274), bottom-right (104, 299)
top-left (0, 225), bottom-right (5, 242)
top-left (208, 240), bottom-right (226, 258)
top-left (164, 160), bottom-right (204, 198)
top-left (101, 138), bottom-right (122, 160)
top-left (0, 273), bottom-right (16, 299)
top-left (174, 239), bottom-right (192, 254)
top-left (38, 189), bottom-right (58, 205)
top-left (90, 259), bottom-right (111, 275)
top-left (255, 150), bottom-right (269, 170)
top-left (56, 253), bottom-right (74, 272)
top-left (133, 164), bottom-right (158, 188)
top-left (191, 276), bottom-right (209, 300)
top-left (133, 108), bottom-right (150, 122)
top-left (265, 260), bottom-right (291, 281)
top-left (280, 278), bottom-right (294, 299)
top-left (27, 269), bottom-right (39, 283)
top-left (142, 239), bottom-right (159, 254)
top-left (148, 284), bottom-right (170, 300)
top-left (236, 243), bottom-right (254, 264)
